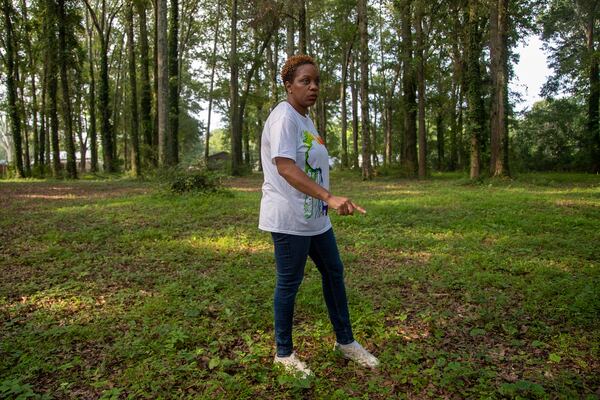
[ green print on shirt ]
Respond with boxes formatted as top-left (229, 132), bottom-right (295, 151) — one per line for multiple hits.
top-left (302, 131), bottom-right (327, 219)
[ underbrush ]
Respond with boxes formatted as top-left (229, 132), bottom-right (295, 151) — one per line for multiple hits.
top-left (1, 172), bottom-right (598, 399)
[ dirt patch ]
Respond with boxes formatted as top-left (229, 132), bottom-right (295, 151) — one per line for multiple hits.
top-left (0, 181), bottom-right (152, 212)
top-left (222, 176), bottom-right (263, 192)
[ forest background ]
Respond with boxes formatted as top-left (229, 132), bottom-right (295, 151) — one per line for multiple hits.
top-left (1, 0), bottom-right (600, 179)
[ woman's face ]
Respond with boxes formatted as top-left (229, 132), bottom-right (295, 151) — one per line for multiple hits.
top-left (285, 64), bottom-right (320, 114)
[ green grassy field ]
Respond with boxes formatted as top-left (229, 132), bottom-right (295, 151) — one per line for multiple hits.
top-left (1, 172), bottom-right (599, 399)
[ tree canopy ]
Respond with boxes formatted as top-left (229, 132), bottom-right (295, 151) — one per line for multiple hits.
top-left (0, 0), bottom-right (598, 179)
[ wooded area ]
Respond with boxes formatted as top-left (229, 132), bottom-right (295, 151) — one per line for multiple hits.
top-left (1, 0), bottom-right (599, 179)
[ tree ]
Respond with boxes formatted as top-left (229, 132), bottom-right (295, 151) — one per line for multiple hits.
top-left (204, 1), bottom-right (221, 164)
top-left (350, 51), bottom-right (359, 169)
top-left (167, 0), bottom-right (179, 165)
top-left (126, 0), bottom-right (140, 176)
top-left (541, 0), bottom-right (600, 172)
top-left (358, 0), bottom-right (372, 179)
top-left (489, 0), bottom-right (509, 176)
top-left (156, 0), bottom-right (168, 166)
top-left (415, 0), bottom-right (427, 179)
top-left (2, 0), bottom-right (24, 177)
top-left (135, 0), bottom-right (153, 167)
top-left (399, 0), bottom-right (418, 176)
top-left (230, 0), bottom-right (241, 174)
top-left (514, 98), bottom-right (587, 170)
top-left (57, 0), bottom-right (78, 179)
top-left (85, 8), bottom-right (99, 172)
top-left (298, 0), bottom-right (307, 54)
top-left (83, 0), bottom-right (121, 172)
top-left (20, 0), bottom-right (39, 171)
top-left (465, 0), bottom-right (485, 179)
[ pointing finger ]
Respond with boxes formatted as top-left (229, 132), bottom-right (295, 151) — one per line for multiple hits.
top-left (351, 201), bottom-right (367, 214)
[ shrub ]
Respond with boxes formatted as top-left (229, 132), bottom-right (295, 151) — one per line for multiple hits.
top-left (169, 170), bottom-right (223, 194)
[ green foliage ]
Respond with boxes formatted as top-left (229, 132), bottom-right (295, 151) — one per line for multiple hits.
top-left (513, 98), bottom-right (589, 171)
top-left (499, 380), bottom-right (547, 399)
top-left (0, 379), bottom-right (51, 400)
top-left (168, 170), bottom-right (224, 194)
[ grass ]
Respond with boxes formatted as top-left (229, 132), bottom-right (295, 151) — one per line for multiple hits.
top-left (0, 171), bottom-right (599, 399)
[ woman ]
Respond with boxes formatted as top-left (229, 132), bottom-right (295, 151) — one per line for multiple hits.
top-left (258, 54), bottom-right (379, 378)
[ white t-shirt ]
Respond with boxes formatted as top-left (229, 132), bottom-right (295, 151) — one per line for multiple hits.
top-left (258, 101), bottom-right (332, 236)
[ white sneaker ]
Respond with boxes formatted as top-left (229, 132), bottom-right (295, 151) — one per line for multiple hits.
top-left (273, 352), bottom-right (313, 378)
top-left (334, 340), bottom-right (380, 368)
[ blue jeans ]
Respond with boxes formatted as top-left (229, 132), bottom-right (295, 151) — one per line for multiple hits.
top-left (271, 228), bottom-right (354, 357)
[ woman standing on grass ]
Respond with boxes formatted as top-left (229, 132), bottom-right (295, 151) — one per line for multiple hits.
top-left (258, 54), bottom-right (379, 378)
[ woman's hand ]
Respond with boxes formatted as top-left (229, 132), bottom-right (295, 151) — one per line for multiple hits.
top-left (326, 195), bottom-right (367, 216)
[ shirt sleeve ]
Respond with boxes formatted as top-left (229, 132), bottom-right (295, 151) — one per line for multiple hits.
top-left (269, 115), bottom-right (298, 164)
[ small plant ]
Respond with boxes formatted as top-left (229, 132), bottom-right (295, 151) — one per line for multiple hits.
top-left (0, 379), bottom-right (51, 400)
top-left (169, 170), bottom-right (223, 194)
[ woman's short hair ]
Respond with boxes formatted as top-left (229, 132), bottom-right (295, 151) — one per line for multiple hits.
top-left (280, 54), bottom-right (316, 85)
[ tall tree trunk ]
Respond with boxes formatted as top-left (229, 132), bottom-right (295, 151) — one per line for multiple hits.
top-left (316, 97), bottom-right (327, 144)
top-left (385, 101), bottom-right (392, 165)
top-left (58, 0), bottom-right (78, 179)
top-left (3, 0), bottom-right (24, 177)
top-left (466, 0), bottom-right (484, 179)
top-left (243, 118), bottom-right (250, 165)
top-left (503, 82), bottom-right (510, 174)
top-left (340, 44), bottom-right (352, 169)
top-left (378, 0), bottom-right (390, 167)
top-left (350, 53), bottom-right (359, 170)
top-left (449, 75), bottom-right (459, 171)
top-left (358, 0), bottom-right (372, 179)
top-left (127, 0), bottom-right (141, 176)
top-left (416, 1), bottom-right (427, 179)
top-left (384, 65), bottom-right (400, 166)
top-left (99, 41), bottom-right (115, 171)
top-left (204, 1), bottom-right (221, 163)
top-left (586, 15), bottom-right (600, 172)
top-left (449, 6), bottom-right (462, 171)
top-left (157, 0), bottom-right (169, 165)
top-left (45, 109), bottom-right (51, 169)
top-left (153, 0), bottom-right (159, 155)
top-left (286, 4), bottom-right (295, 58)
top-left (75, 71), bottom-right (87, 172)
top-left (81, 0), bottom-right (120, 173)
top-left (39, 59), bottom-right (47, 173)
top-left (371, 86), bottom-right (378, 167)
top-left (85, 10), bottom-right (98, 172)
top-left (298, 0), bottom-right (307, 54)
top-left (17, 63), bottom-right (32, 176)
top-left (266, 37), bottom-right (279, 109)
top-left (230, 0), bottom-right (242, 174)
top-left (21, 0), bottom-right (38, 171)
top-left (167, 0), bottom-right (179, 165)
top-left (257, 102), bottom-right (264, 171)
top-left (136, 0), bottom-right (154, 166)
top-left (400, 0), bottom-right (417, 176)
top-left (112, 34), bottom-right (125, 162)
top-left (457, 87), bottom-right (465, 168)
top-left (49, 58), bottom-right (61, 177)
top-left (490, 0), bottom-right (508, 176)
top-left (436, 112), bottom-right (444, 170)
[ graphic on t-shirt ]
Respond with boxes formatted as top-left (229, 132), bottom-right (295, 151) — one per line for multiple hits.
top-left (302, 131), bottom-right (328, 219)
